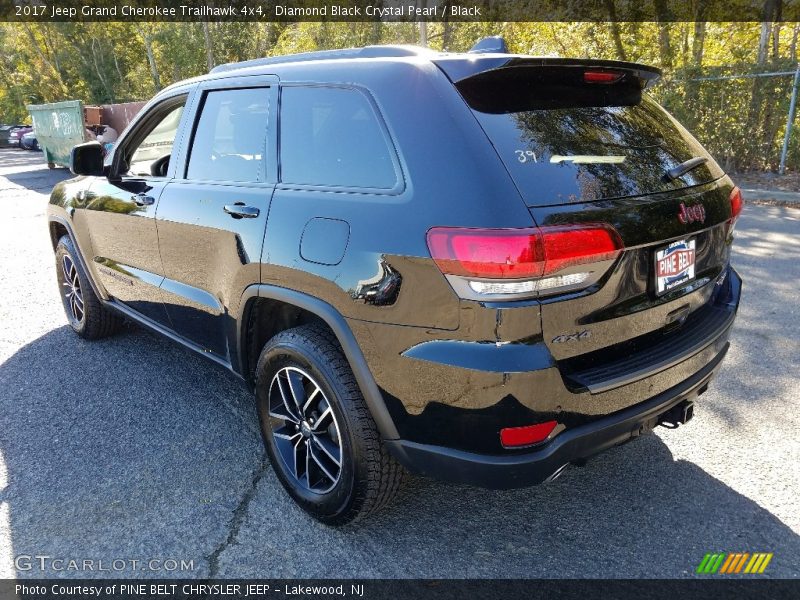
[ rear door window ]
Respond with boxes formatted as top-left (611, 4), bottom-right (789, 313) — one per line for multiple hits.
top-left (460, 68), bottom-right (722, 206)
top-left (279, 86), bottom-right (397, 190)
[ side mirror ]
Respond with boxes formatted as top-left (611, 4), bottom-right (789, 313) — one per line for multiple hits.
top-left (70, 141), bottom-right (105, 176)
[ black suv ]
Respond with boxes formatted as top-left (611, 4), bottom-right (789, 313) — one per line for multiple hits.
top-left (49, 41), bottom-right (742, 524)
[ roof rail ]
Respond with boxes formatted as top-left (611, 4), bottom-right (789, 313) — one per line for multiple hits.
top-left (210, 45), bottom-right (438, 74)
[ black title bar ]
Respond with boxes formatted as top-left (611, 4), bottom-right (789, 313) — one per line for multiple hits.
top-left (1, 579), bottom-right (799, 600)
top-left (2, 0), bottom-right (800, 22)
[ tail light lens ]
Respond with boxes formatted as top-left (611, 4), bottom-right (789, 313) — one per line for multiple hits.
top-left (426, 228), bottom-right (544, 279)
top-left (427, 224), bottom-right (623, 300)
top-left (500, 420), bottom-right (558, 448)
top-left (728, 186), bottom-right (743, 235)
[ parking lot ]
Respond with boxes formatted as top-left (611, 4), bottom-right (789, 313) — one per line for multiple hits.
top-left (0, 147), bottom-right (798, 578)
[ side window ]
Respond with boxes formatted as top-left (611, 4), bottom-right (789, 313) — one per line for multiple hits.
top-left (187, 87), bottom-right (270, 182)
top-left (280, 86), bottom-right (397, 189)
top-left (127, 102), bottom-right (185, 177)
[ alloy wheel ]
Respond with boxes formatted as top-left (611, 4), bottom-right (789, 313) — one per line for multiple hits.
top-left (61, 255), bottom-right (84, 323)
top-left (268, 366), bottom-right (343, 494)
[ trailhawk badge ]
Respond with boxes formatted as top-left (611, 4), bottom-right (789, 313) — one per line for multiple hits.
top-left (655, 239), bottom-right (696, 295)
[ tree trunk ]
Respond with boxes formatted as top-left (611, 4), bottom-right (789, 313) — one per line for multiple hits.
top-left (604, 1), bottom-right (627, 61)
top-left (22, 23), bottom-right (69, 98)
top-left (442, 20), bottom-right (452, 51)
top-left (202, 22), bottom-right (215, 71)
top-left (681, 23), bottom-right (689, 66)
top-left (653, 0), bottom-right (673, 69)
top-left (757, 22), bottom-right (771, 64)
top-left (692, 22), bottom-right (705, 66)
top-left (772, 23), bottom-right (782, 59)
top-left (90, 37), bottom-right (114, 103)
top-left (657, 24), bottom-right (673, 69)
top-left (370, 21), bottom-right (381, 45)
top-left (137, 25), bottom-right (162, 93)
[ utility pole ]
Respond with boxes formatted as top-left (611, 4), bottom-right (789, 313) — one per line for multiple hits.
top-left (779, 64), bottom-right (800, 175)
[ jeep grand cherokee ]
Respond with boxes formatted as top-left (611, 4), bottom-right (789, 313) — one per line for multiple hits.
top-left (48, 40), bottom-right (742, 524)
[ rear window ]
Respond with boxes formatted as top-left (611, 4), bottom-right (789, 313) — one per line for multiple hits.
top-left (460, 68), bottom-right (722, 206)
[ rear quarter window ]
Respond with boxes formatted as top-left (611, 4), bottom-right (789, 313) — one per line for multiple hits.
top-left (279, 86), bottom-right (397, 190)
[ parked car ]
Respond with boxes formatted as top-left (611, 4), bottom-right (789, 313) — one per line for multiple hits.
top-left (48, 40), bottom-right (742, 525)
top-left (20, 130), bottom-right (40, 151)
top-left (7, 125), bottom-right (32, 147)
top-left (0, 124), bottom-right (26, 147)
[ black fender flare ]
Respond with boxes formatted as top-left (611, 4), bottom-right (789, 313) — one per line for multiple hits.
top-left (238, 284), bottom-right (400, 441)
top-left (48, 215), bottom-right (108, 301)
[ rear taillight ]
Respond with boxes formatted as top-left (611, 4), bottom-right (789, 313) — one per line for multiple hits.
top-left (426, 224), bottom-right (623, 300)
top-left (500, 421), bottom-right (558, 448)
top-left (426, 228), bottom-right (544, 279)
top-left (728, 186), bottom-right (743, 235)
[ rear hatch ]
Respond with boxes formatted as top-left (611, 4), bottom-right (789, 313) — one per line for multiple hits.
top-left (439, 56), bottom-right (735, 363)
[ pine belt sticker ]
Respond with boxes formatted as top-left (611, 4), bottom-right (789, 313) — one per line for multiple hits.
top-left (655, 239), bottom-right (696, 295)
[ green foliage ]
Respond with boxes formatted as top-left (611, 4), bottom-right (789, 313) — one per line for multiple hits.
top-left (1, 21), bottom-right (798, 171)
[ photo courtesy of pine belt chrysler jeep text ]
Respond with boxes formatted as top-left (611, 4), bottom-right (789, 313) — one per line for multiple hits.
top-left (48, 37), bottom-right (742, 524)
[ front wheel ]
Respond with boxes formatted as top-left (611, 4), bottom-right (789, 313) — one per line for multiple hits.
top-left (55, 235), bottom-right (122, 339)
top-left (255, 323), bottom-right (403, 525)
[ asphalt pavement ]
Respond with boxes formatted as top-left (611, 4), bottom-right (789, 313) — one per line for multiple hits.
top-left (0, 148), bottom-right (798, 578)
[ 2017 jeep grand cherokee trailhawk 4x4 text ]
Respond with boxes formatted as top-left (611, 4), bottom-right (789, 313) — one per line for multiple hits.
top-left (48, 41), bottom-right (742, 524)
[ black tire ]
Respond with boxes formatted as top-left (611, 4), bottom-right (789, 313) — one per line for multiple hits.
top-left (255, 323), bottom-right (403, 525)
top-left (55, 235), bottom-right (122, 339)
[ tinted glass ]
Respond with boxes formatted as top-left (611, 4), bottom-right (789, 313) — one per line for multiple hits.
top-left (188, 88), bottom-right (269, 182)
top-left (128, 103), bottom-right (184, 176)
top-left (280, 86), bottom-right (396, 189)
top-left (462, 69), bottom-right (722, 206)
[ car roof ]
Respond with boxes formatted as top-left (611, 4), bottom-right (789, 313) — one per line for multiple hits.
top-left (159, 45), bottom-right (660, 95)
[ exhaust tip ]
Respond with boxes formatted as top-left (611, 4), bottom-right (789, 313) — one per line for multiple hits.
top-left (545, 463), bottom-right (570, 483)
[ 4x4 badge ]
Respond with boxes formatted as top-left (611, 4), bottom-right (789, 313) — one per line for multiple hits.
top-left (678, 202), bottom-right (706, 224)
top-left (552, 330), bottom-right (591, 343)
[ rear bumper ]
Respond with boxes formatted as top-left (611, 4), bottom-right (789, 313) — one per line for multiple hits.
top-left (385, 266), bottom-right (741, 489)
top-left (387, 341), bottom-right (727, 489)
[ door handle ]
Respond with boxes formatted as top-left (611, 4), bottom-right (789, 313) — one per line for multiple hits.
top-left (223, 203), bottom-right (260, 219)
top-left (132, 193), bottom-right (155, 206)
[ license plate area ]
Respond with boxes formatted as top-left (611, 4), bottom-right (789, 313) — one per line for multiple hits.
top-left (654, 238), bottom-right (696, 296)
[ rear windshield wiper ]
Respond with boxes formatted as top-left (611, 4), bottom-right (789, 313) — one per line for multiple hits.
top-left (664, 157), bottom-right (708, 182)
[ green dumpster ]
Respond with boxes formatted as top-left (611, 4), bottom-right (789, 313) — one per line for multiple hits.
top-left (27, 100), bottom-right (88, 169)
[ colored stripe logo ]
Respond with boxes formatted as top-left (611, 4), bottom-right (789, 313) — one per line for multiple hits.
top-left (697, 552), bottom-right (773, 574)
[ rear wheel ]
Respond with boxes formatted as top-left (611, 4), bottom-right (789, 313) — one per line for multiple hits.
top-left (55, 235), bottom-right (122, 339)
top-left (255, 323), bottom-right (403, 525)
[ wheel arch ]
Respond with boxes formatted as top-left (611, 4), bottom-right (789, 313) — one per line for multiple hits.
top-left (48, 220), bottom-right (69, 251)
top-left (48, 216), bottom-right (107, 301)
top-left (238, 285), bottom-right (400, 441)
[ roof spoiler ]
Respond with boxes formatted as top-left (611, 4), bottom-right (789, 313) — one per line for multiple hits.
top-left (434, 56), bottom-right (662, 89)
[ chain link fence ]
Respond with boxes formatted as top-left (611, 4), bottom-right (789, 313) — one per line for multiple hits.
top-left (653, 62), bottom-right (800, 174)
